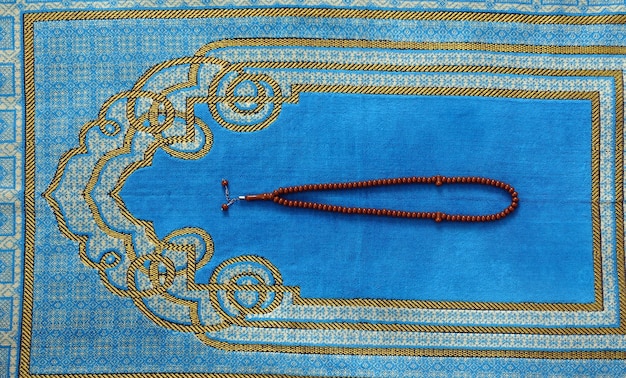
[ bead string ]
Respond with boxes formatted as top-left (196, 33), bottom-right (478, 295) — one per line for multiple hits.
top-left (221, 175), bottom-right (518, 223)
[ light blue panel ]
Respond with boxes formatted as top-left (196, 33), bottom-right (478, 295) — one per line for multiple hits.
top-left (543, 0), bottom-right (578, 5)
top-left (124, 92), bottom-right (594, 304)
top-left (0, 250), bottom-right (13, 283)
top-left (0, 65), bottom-right (14, 96)
top-left (0, 111), bottom-right (15, 143)
top-left (0, 17), bottom-right (14, 50)
top-left (0, 157), bottom-right (16, 189)
top-left (29, 15), bottom-right (626, 54)
top-left (0, 298), bottom-right (11, 330)
top-left (0, 346), bottom-right (9, 378)
top-left (0, 203), bottom-right (14, 236)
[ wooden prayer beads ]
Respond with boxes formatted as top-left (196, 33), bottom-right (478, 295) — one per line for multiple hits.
top-left (222, 175), bottom-right (518, 223)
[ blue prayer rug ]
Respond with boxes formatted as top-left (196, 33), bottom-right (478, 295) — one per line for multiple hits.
top-left (4, 3), bottom-right (626, 377)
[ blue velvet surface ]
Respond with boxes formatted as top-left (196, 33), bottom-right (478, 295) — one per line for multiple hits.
top-left (123, 92), bottom-right (594, 303)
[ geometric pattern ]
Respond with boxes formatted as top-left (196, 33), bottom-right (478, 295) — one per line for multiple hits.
top-left (0, 17), bottom-right (14, 50)
top-left (0, 347), bottom-right (9, 378)
top-left (0, 65), bottom-right (14, 96)
top-left (0, 203), bottom-right (14, 236)
top-left (0, 111), bottom-right (15, 143)
top-left (0, 250), bottom-right (13, 283)
top-left (0, 298), bottom-right (11, 330)
top-left (0, 158), bottom-right (16, 189)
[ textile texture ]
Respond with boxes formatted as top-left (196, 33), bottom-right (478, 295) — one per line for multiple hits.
top-left (2, 1), bottom-right (626, 377)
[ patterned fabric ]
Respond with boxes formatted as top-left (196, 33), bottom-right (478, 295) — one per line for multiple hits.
top-left (3, 1), bottom-right (626, 377)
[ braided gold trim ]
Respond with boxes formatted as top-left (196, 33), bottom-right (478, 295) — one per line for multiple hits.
top-left (103, 62), bottom-right (611, 315)
top-left (21, 8), bottom-right (626, 26)
top-left (21, 17), bottom-right (36, 378)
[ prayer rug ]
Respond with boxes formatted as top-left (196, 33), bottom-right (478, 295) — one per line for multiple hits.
top-left (4, 2), bottom-right (626, 377)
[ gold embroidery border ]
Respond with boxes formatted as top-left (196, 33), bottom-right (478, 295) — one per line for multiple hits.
top-left (85, 61), bottom-right (612, 329)
top-left (99, 42), bottom-right (612, 314)
top-left (260, 87), bottom-right (605, 313)
top-left (20, 9), bottom-right (626, 373)
top-left (38, 38), bottom-right (612, 317)
top-left (40, 40), bottom-right (614, 330)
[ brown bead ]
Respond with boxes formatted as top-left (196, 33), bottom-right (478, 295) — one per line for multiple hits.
top-left (221, 179), bottom-right (228, 187)
top-left (221, 204), bottom-right (229, 211)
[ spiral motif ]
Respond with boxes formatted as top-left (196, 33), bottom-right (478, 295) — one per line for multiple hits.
top-left (209, 255), bottom-right (284, 324)
top-left (208, 69), bottom-right (283, 132)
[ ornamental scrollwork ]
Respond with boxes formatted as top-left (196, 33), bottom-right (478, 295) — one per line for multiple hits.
top-left (44, 41), bottom-right (296, 344)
